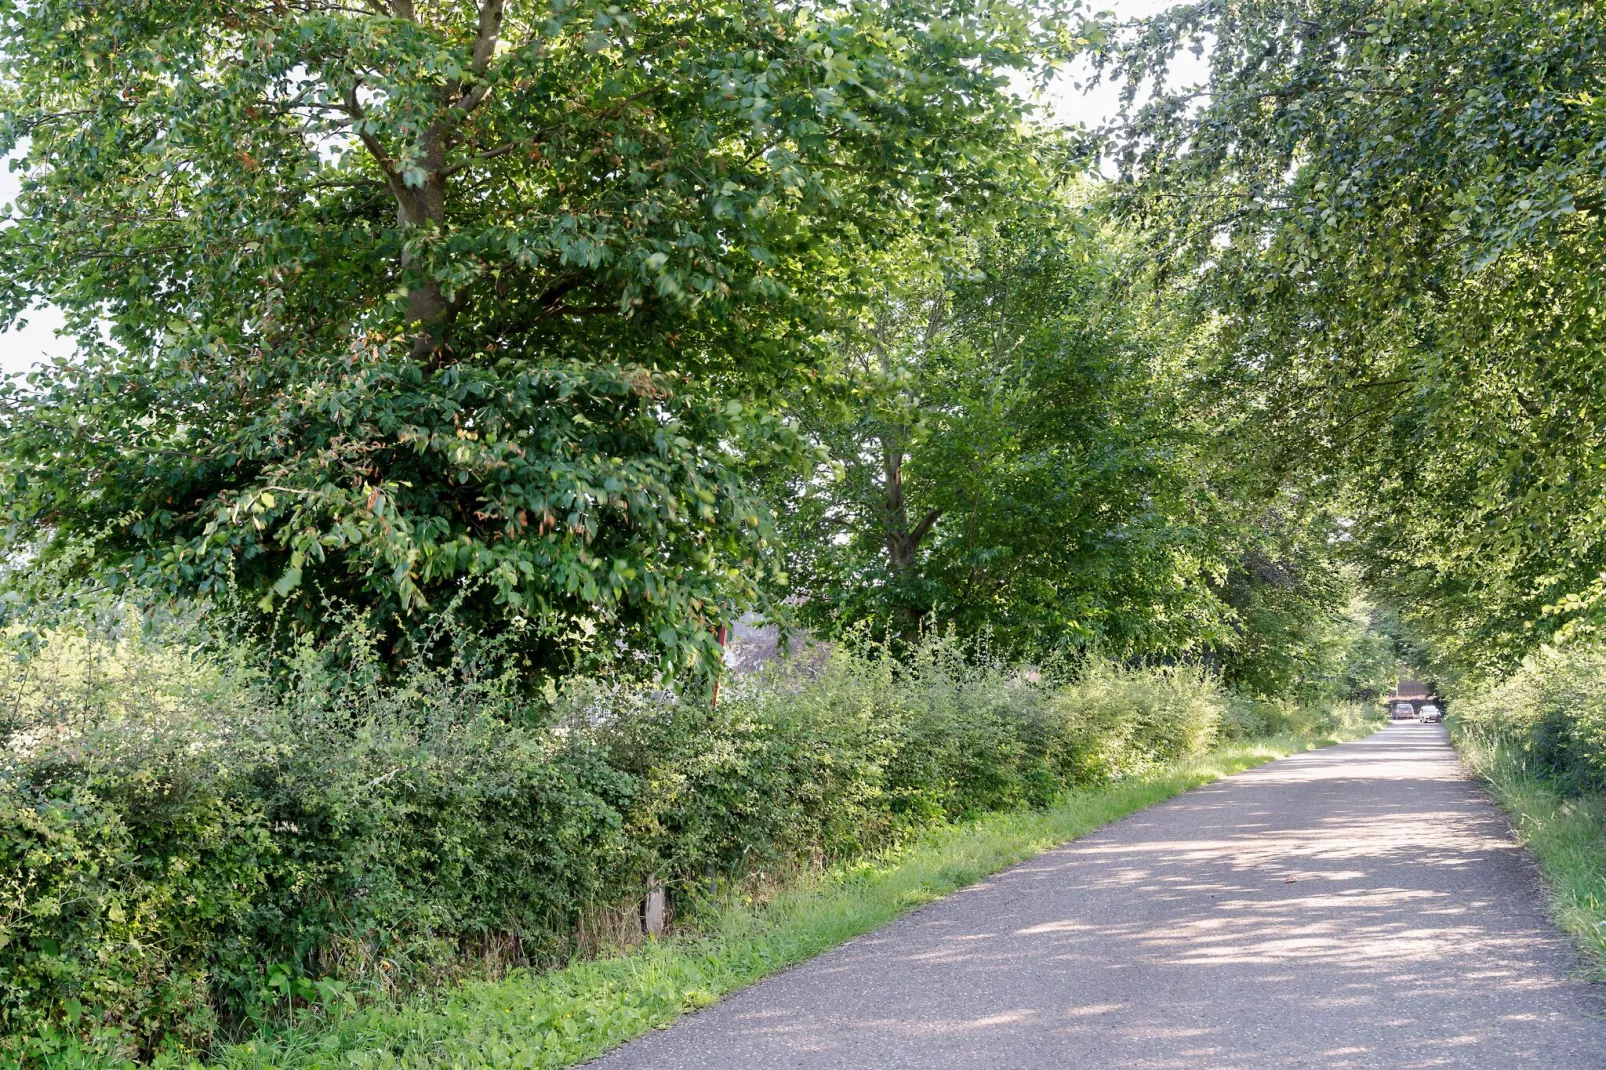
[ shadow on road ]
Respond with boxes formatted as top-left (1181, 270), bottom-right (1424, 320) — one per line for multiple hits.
top-left (590, 723), bottom-right (1606, 1069)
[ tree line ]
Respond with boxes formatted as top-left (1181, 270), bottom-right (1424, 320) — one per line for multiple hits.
top-left (4, 0), bottom-right (1599, 695)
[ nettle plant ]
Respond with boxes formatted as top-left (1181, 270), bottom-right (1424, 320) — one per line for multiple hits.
top-left (0, 0), bottom-right (1075, 672)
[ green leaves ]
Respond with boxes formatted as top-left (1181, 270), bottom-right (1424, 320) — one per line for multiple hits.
top-left (773, 192), bottom-right (1233, 658)
top-left (0, 0), bottom-right (1057, 671)
top-left (1101, 0), bottom-right (1606, 671)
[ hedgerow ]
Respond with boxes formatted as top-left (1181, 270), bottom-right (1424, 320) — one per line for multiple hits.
top-left (1, 619), bottom-right (1236, 1064)
top-left (1454, 645), bottom-right (1606, 794)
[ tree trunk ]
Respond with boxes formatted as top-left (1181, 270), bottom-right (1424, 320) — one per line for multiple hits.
top-left (879, 438), bottom-right (941, 629)
top-left (363, 1), bottom-right (507, 362)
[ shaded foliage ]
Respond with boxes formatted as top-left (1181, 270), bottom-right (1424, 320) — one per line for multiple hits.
top-left (1099, 0), bottom-right (1606, 672)
top-left (773, 199), bottom-right (1234, 658)
top-left (0, 0), bottom-right (1085, 673)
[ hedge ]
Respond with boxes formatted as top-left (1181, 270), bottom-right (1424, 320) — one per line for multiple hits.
top-left (1454, 644), bottom-right (1606, 794)
top-left (2, 623), bottom-right (1237, 1063)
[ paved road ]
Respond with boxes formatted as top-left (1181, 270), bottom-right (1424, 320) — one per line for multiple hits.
top-left (589, 723), bottom-right (1606, 1068)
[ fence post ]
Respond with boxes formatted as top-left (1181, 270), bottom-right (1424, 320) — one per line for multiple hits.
top-left (642, 878), bottom-right (665, 938)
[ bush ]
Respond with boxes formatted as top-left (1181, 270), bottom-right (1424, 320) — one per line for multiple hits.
top-left (1221, 694), bottom-right (1374, 741)
top-left (1043, 662), bottom-right (1224, 783)
top-left (1454, 644), bottom-right (1606, 794)
top-left (0, 623), bottom-right (1250, 1063)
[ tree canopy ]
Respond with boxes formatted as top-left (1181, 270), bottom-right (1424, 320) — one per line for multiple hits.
top-left (774, 195), bottom-right (1237, 658)
top-left (1098, 0), bottom-right (1606, 673)
top-left (0, 0), bottom-right (1083, 672)
top-left (0, 0), bottom-right (1485, 693)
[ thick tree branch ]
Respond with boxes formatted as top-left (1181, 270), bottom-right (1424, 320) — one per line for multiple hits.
top-left (909, 507), bottom-right (943, 546)
top-left (469, 0), bottom-right (505, 77)
top-left (342, 83), bottom-right (403, 189)
top-left (448, 0), bottom-right (506, 118)
top-left (440, 139), bottom-right (522, 177)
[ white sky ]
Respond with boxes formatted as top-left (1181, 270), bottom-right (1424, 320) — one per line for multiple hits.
top-left (0, 153), bottom-right (70, 377)
top-left (1046, 1), bottom-right (1202, 130)
top-left (0, 0), bottom-right (1198, 379)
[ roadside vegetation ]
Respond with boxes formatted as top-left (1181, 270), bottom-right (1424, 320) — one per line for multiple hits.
top-left (2, 0), bottom-right (1602, 1065)
top-left (1451, 651), bottom-right (1606, 973)
top-left (0, 616), bottom-right (1379, 1066)
top-left (211, 727), bottom-right (1371, 1070)
top-left (1455, 737), bottom-right (1606, 977)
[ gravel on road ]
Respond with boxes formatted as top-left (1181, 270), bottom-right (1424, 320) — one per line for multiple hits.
top-left (587, 723), bottom-right (1606, 1069)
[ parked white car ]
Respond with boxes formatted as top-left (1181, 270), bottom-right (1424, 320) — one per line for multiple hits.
top-left (1419, 704), bottom-right (1443, 723)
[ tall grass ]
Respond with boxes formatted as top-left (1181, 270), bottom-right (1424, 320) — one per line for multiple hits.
top-left (1448, 641), bottom-right (1606, 973)
top-left (1455, 729), bottom-right (1606, 974)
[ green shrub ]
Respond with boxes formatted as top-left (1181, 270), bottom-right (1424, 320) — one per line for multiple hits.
top-left (1454, 644), bottom-right (1606, 793)
top-left (0, 623), bottom-right (642, 1064)
top-left (1044, 662), bottom-right (1225, 782)
top-left (0, 623), bottom-right (1250, 1063)
top-left (1221, 694), bottom-right (1375, 742)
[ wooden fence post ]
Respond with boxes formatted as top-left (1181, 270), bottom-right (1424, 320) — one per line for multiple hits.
top-left (642, 878), bottom-right (665, 938)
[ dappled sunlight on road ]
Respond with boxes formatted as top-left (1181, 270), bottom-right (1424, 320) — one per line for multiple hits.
top-left (591, 724), bottom-right (1606, 1069)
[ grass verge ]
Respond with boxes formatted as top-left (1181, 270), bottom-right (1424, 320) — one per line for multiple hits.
top-left (212, 730), bottom-right (1364, 1070)
top-left (1455, 730), bottom-right (1606, 975)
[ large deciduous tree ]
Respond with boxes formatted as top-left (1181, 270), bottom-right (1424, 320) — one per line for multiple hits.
top-left (775, 202), bottom-right (1233, 658)
top-left (0, 0), bottom-right (1076, 672)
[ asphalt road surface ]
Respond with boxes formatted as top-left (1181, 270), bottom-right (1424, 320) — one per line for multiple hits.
top-left (589, 723), bottom-right (1606, 1069)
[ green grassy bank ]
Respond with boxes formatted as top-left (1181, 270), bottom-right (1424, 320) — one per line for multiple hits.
top-left (207, 730), bottom-right (1365, 1070)
top-left (1455, 731), bottom-right (1606, 977)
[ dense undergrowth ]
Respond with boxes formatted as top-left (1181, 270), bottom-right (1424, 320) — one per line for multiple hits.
top-left (1452, 645), bottom-right (1606, 972)
top-left (0, 618), bottom-right (1365, 1066)
top-left (213, 732), bottom-right (1366, 1070)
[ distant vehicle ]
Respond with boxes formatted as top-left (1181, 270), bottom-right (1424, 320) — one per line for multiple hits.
top-left (1419, 704), bottom-right (1443, 723)
top-left (1391, 701), bottom-right (1416, 719)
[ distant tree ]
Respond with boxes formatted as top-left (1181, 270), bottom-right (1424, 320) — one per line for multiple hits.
top-left (0, 0), bottom-right (1079, 673)
top-left (774, 200), bottom-right (1234, 658)
top-left (1210, 504), bottom-right (1396, 702)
